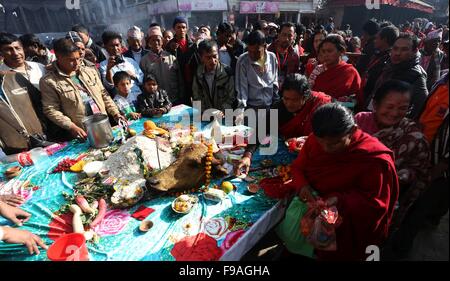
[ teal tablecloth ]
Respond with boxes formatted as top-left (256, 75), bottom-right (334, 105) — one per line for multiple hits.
top-left (0, 105), bottom-right (295, 261)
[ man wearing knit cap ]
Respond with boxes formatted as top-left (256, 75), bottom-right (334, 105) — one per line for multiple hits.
top-left (140, 26), bottom-right (182, 104)
top-left (123, 26), bottom-right (148, 65)
top-left (66, 31), bottom-right (96, 69)
top-left (420, 28), bottom-right (445, 90)
top-left (356, 19), bottom-right (380, 74)
top-left (166, 16), bottom-right (200, 106)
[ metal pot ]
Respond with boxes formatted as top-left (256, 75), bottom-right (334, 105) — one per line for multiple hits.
top-left (82, 114), bottom-right (113, 148)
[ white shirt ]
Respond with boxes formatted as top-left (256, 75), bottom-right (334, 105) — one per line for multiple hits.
top-left (0, 61), bottom-right (46, 90)
top-left (99, 56), bottom-right (144, 104)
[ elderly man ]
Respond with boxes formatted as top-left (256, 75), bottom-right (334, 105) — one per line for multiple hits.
top-left (40, 38), bottom-right (124, 140)
top-left (99, 31), bottom-right (144, 106)
top-left (420, 28), bottom-right (445, 90)
top-left (140, 26), bottom-right (182, 104)
top-left (123, 26), bottom-right (148, 65)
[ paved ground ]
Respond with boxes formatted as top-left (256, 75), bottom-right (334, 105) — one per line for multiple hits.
top-left (405, 212), bottom-right (448, 261)
top-left (242, 211), bottom-right (449, 261)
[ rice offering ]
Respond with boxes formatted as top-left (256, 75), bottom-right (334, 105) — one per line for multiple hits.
top-left (104, 136), bottom-right (176, 183)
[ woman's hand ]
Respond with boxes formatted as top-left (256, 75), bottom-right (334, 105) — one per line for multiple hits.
top-left (299, 185), bottom-right (315, 202)
top-left (1, 227), bottom-right (48, 255)
top-left (234, 156), bottom-right (251, 176)
top-left (0, 195), bottom-right (25, 207)
top-left (0, 202), bottom-right (31, 226)
top-left (129, 112), bottom-right (141, 120)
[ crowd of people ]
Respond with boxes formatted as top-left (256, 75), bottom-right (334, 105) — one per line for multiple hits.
top-left (0, 16), bottom-right (448, 260)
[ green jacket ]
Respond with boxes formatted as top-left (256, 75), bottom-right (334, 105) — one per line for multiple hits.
top-left (192, 63), bottom-right (235, 113)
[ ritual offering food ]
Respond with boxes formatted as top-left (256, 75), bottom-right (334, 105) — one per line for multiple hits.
top-left (145, 142), bottom-right (227, 196)
top-left (69, 160), bottom-right (86, 173)
top-left (82, 161), bottom-right (104, 177)
top-left (247, 183), bottom-right (260, 194)
top-left (4, 166), bottom-right (22, 179)
top-left (104, 136), bottom-right (175, 183)
top-left (221, 181), bottom-right (234, 194)
top-left (285, 136), bottom-right (308, 153)
top-left (110, 179), bottom-right (146, 209)
top-left (203, 188), bottom-right (227, 202)
top-left (143, 120), bottom-right (169, 138)
top-left (89, 198), bottom-right (107, 228)
top-left (52, 158), bottom-right (80, 173)
top-left (69, 204), bottom-right (85, 234)
top-left (139, 220), bottom-right (154, 232)
top-left (172, 194), bottom-right (198, 214)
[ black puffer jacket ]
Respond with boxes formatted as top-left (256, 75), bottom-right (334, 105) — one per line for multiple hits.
top-left (136, 89), bottom-right (172, 117)
top-left (371, 55), bottom-right (428, 119)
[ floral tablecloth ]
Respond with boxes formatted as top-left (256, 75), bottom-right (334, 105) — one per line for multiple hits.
top-left (0, 105), bottom-right (295, 261)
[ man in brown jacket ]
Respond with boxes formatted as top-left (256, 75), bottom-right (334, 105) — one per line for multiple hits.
top-left (40, 38), bottom-right (123, 140)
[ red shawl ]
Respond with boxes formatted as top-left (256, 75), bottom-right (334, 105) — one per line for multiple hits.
top-left (279, 91), bottom-right (332, 138)
top-left (289, 129), bottom-right (399, 260)
top-left (312, 61), bottom-right (363, 105)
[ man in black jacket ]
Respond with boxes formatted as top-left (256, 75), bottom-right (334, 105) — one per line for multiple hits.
top-left (216, 22), bottom-right (246, 76)
top-left (356, 19), bottom-right (380, 75)
top-left (72, 24), bottom-right (107, 63)
top-left (166, 16), bottom-right (200, 106)
top-left (369, 33), bottom-right (428, 119)
top-left (362, 25), bottom-right (399, 109)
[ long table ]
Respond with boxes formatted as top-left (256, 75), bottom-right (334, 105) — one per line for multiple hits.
top-left (0, 105), bottom-right (295, 261)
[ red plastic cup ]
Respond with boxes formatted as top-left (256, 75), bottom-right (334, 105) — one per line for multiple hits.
top-left (47, 233), bottom-right (89, 261)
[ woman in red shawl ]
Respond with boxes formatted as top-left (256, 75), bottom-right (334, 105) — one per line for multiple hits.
top-left (289, 103), bottom-right (399, 260)
top-left (235, 74), bottom-right (331, 176)
top-left (278, 74), bottom-right (332, 138)
top-left (303, 30), bottom-right (327, 76)
top-left (309, 35), bottom-right (363, 107)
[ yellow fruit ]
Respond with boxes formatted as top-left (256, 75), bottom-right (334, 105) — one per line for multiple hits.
top-left (70, 160), bottom-right (86, 173)
top-left (221, 181), bottom-right (234, 194)
top-left (128, 128), bottom-right (137, 136)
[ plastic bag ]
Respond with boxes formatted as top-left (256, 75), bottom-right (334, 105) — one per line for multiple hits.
top-left (300, 199), bottom-right (342, 251)
top-left (275, 196), bottom-right (314, 257)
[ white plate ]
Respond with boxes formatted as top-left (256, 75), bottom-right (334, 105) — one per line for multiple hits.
top-left (172, 195), bottom-right (198, 214)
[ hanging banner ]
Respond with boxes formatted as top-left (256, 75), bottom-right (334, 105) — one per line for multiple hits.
top-left (148, 0), bottom-right (178, 15)
top-left (239, 1), bottom-right (280, 14)
top-left (178, 0), bottom-right (228, 12)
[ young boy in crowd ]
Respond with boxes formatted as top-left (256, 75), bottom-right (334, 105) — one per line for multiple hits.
top-left (137, 74), bottom-right (172, 117)
top-left (113, 71), bottom-right (141, 120)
